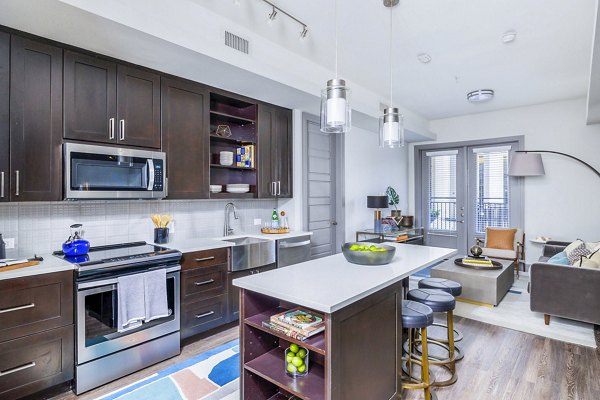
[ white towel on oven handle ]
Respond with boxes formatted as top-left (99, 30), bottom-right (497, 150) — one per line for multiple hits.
top-left (144, 268), bottom-right (169, 322)
top-left (117, 273), bottom-right (145, 332)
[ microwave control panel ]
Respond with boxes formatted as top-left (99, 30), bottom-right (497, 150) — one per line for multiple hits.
top-left (153, 160), bottom-right (164, 191)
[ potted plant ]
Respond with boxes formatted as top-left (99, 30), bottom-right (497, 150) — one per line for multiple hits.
top-left (386, 186), bottom-right (402, 222)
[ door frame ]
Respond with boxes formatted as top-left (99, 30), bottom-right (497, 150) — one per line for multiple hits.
top-left (302, 113), bottom-right (345, 255)
top-left (414, 135), bottom-right (524, 250)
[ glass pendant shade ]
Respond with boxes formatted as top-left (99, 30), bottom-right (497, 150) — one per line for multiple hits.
top-left (320, 79), bottom-right (351, 133)
top-left (379, 107), bottom-right (404, 148)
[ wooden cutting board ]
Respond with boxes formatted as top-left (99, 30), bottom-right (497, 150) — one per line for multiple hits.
top-left (0, 260), bottom-right (42, 272)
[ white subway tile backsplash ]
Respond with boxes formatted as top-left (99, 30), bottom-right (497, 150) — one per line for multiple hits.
top-left (0, 199), bottom-right (277, 257)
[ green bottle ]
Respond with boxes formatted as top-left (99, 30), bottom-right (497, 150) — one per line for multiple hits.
top-left (271, 208), bottom-right (279, 229)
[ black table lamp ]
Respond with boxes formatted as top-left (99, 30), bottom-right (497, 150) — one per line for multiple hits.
top-left (367, 195), bottom-right (389, 233)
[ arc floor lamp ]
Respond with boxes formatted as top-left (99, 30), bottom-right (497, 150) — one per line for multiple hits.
top-left (508, 150), bottom-right (600, 179)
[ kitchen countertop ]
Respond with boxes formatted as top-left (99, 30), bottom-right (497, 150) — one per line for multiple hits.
top-left (233, 243), bottom-right (456, 313)
top-left (0, 254), bottom-right (75, 281)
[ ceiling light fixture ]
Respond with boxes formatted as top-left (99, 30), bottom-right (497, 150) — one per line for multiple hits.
top-left (320, 0), bottom-right (351, 133)
top-left (467, 89), bottom-right (494, 103)
top-left (502, 30), bottom-right (517, 44)
top-left (417, 53), bottom-right (432, 64)
top-left (259, 1), bottom-right (309, 38)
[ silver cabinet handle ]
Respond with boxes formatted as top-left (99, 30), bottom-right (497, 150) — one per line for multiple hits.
top-left (195, 256), bottom-right (215, 262)
top-left (15, 170), bottom-right (19, 196)
top-left (277, 181), bottom-right (281, 196)
top-left (0, 303), bottom-right (35, 314)
top-left (279, 240), bottom-right (311, 249)
top-left (195, 311), bottom-right (215, 319)
top-left (194, 279), bottom-right (215, 286)
top-left (1, 171), bottom-right (4, 198)
top-left (119, 119), bottom-right (125, 141)
top-left (271, 181), bottom-right (276, 196)
top-left (109, 117), bottom-right (115, 140)
top-left (0, 362), bottom-right (36, 377)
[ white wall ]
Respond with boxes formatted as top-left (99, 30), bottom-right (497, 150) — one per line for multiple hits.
top-left (344, 127), bottom-right (409, 242)
top-left (408, 97), bottom-right (600, 263)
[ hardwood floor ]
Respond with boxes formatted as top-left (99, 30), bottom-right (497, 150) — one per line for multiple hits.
top-left (48, 318), bottom-right (599, 400)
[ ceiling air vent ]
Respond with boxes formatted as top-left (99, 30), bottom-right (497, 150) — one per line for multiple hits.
top-left (225, 31), bottom-right (249, 54)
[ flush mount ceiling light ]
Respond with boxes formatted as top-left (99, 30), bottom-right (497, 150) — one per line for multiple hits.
top-left (417, 53), bottom-right (432, 64)
top-left (259, 0), bottom-right (309, 39)
top-left (379, 0), bottom-right (404, 148)
top-left (467, 89), bottom-right (494, 103)
top-left (502, 30), bottom-right (517, 44)
top-left (320, 0), bottom-right (351, 133)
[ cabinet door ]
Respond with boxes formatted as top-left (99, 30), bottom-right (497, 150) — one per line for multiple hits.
top-left (275, 108), bottom-right (293, 198)
top-left (10, 36), bottom-right (62, 202)
top-left (64, 51), bottom-right (117, 144)
top-left (116, 65), bottom-right (161, 149)
top-left (257, 103), bottom-right (276, 198)
top-left (161, 77), bottom-right (209, 199)
top-left (0, 32), bottom-right (9, 203)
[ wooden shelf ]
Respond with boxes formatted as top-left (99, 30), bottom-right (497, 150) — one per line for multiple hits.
top-left (268, 393), bottom-right (293, 400)
top-left (245, 347), bottom-right (324, 400)
top-left (210, 135), bottom-right (256, 145)
top-left (244, 308), bottom-right (326, 355)
top-left (210, 164), bottom-right (255, 171)
top-left (210, 110), bottom-right (256, 124)
top-left (210, 192), bottom-right (255, 199)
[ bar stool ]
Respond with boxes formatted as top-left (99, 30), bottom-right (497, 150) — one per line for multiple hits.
top-left (407, 288), bottom-right (458, 387)
top-left (401, 300), bottom-right (437, 400)
top-left (418, 278), bottom-right (464, 361)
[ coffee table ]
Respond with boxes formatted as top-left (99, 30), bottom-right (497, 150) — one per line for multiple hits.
top-left (431, 257), bottom-right (515, 306)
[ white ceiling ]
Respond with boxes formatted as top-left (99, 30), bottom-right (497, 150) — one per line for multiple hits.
top-left (197, 0), bottom-right (596, 120)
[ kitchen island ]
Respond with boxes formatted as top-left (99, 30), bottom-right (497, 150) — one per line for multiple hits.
top-left (233, 243), bottom-right (456, 400)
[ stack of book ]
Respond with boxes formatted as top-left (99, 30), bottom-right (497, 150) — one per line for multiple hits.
top-left (462, 256), bottom-right (493, 267)
top-left (262, 308), bottom-right (325, 341)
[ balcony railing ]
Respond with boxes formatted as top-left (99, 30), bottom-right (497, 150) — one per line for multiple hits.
top-left (428, 197), bottom-right (509, 232)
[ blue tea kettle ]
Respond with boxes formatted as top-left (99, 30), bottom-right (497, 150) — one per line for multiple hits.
top-left (62, 224), bottom-right (90, 257)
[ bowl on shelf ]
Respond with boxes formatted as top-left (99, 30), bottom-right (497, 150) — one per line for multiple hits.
top-left (226, 184), bottom-right (250, 193)
top-left (219, 151), bottom-right (234, 166)
top-left (209, 184), bottom-right (222, 193)
top-left (341, 242), bottom-right (396, 266)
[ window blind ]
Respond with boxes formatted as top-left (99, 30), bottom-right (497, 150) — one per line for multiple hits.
top-left (475, 149), bottom-right (510, 233)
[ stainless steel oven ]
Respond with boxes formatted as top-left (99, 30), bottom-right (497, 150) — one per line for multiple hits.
top-left (64, 142), bottom-right (166, 200)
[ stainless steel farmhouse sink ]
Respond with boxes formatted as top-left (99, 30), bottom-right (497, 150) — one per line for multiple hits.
top-left (222, 236), bottom-right (276, 271)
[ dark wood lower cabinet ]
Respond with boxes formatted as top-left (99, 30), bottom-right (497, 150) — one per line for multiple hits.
top-left (0, 325), bottom-right (74, 400)
top-left (181, 294), bottom-right (229, 339)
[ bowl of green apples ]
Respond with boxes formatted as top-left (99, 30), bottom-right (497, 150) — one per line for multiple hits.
top-left (341, 242), bottom-right (396, 265)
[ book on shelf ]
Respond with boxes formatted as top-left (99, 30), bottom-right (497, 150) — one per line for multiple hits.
top-left (269, 308), bottom-right (325, 337)
top-left (261, 321), bottom-right (323, 341)
top-left (462, 257), bottom-right (492, 265)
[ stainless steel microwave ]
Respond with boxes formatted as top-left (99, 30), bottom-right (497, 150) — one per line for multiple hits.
top-left (64, 143), bottom-right (167, 200)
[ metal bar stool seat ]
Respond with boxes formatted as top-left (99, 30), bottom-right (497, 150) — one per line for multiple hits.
top-left (401, 300), bottom-right (437, 400)
top-left (418, 278), bottom-right (464, 345)
top-left (407, 288), bottom-right (458, 387)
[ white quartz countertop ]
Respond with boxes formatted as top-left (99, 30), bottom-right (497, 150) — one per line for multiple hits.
top-left (233, 243), bottom-right (457, 313)
top-left (0, 254), bottom-right (75, 281)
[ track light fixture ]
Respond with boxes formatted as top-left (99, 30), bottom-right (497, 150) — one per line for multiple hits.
top-left (259, 0), bottom-right (309, 38)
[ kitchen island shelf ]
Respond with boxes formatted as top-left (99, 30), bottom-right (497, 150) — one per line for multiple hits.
top-left (244, 347), bottom-right (324, 400)
top-left (244, 308), bottom-right (326, 355)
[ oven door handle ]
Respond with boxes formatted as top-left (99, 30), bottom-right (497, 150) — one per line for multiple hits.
top-left (77, 265), bottom-right (181, 290)
top-left (147, 159), bottom-right (155, 190)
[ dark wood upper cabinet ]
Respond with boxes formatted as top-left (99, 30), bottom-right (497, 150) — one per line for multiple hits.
top-left (117, 65), bottom-right (161, 149)
top-left (258, 103), bottom-right (293, 198)
top-left (10, 36), bottom-right (62, 202)
top-left (162, 76), bottom-right (209, 199)
top-left (64, 51), bottom-right (117, 144)
top-left (0, 32), bottom-right (9, 203)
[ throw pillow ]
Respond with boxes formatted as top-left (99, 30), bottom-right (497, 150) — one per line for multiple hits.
top-left (566, 241), bottom-right (592, 265)
top-left (486, 228), bottom-right (517, 250)
top-left (589, 248), bottom-right (600, 264)
top-left (586, 241), bottom-right (600, 251)
top-left (547, 251), bottom-right (570, 265)
top-left (565, 239), bottom-right (585, 254)
top-left (575, 256), bottom-right (600, 269)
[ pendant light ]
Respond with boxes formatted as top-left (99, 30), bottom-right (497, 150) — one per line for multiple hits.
top-left (379, 0), bottom-right (404, 148)
top-left (320, 0), bottom-right (351, 133)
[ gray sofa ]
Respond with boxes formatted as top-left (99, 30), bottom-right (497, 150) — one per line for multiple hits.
top-left (530, 241), bottom-right (600, 326)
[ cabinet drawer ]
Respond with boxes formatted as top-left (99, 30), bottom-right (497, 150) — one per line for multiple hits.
top-left (181, 294), bottom-right (228, 339)
top-left (0, 271), bottom-right (74, 342)
top-left (0, 325), bottom-right (74, 399)
top-left (181, 248), bottom-right (229, 271)
top-left (182, 264), bottom-right (227, 302)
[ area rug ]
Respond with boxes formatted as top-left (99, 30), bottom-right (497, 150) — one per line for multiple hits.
top-left (96, 340), bottom-right (240, 400)
top-left (411, 276), bottom-right (597, 348)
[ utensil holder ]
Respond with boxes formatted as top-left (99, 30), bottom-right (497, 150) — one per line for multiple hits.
top-left (154, 228), bottom-right (169, 244)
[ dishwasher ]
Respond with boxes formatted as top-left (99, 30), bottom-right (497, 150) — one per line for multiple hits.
top-left (277, 235), bottom-right (312, 268)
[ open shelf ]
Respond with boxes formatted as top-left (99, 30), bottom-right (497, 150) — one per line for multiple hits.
top-left (245, 347), bottom-right (324, 400)
top-left (210, 192), bottom-right (255, 199)
top-left (244, 308), bottom-right (326, 355)
top-left (210, 164), bottom-right (255, 171)
top-left (267, 393), bottom-right (293, 400)
top-left (210, 110), bottom-right (256, 124)
top-left (210, 135), bottom-right (256, 145)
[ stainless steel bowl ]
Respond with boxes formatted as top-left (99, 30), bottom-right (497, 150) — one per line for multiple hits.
top-left (341, 242), bottom-right (396, 266)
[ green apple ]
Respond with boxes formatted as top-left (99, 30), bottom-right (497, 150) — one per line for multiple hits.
top-left (297, 364), bottom-right (306, 373)
top-left (287, 363), bottom-right (297, 373)
top-left (292, 357), bottom-right (304, 367)
top-left (297, 348), bottom-right (307, 358)
top-left (289, 343), bottom-right (299, 353)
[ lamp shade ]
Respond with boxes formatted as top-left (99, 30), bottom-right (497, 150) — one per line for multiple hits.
top-left (367, 195), bottom-right (389, 209)
top-left (508, 152), bottom-right (545, 176)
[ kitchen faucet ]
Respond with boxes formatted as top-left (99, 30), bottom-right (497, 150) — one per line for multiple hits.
top-left (224, 202), bottom-right (239, 236)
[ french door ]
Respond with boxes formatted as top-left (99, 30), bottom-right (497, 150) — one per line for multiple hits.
top-left (419, 141), bottom-right (522, 254)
